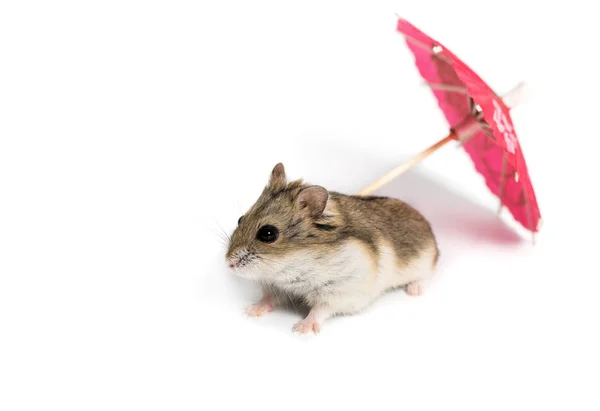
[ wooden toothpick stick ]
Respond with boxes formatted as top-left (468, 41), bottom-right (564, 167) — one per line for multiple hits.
top-left (356, 83), bottom-right (527, 196)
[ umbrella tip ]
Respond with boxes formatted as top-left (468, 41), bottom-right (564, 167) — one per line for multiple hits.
top-left (502, 81), bottom-right (528, 109)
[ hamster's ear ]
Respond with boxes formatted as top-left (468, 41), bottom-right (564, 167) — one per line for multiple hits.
top-left (269, 162), bottom-right (287, 190)
top-left (296, 185), bottom-right (328, 218)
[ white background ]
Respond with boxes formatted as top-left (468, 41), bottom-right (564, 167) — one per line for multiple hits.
top-left (1, 1), bottom-right (599, 410)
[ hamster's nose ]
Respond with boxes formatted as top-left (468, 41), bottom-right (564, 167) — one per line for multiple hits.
top-left (228, 263), bottom-right (234, 269)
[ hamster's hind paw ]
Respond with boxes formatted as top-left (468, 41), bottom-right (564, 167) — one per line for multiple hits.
top-left (406, 281), bottom-right (423, 296)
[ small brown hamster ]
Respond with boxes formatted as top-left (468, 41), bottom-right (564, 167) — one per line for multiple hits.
top-left (226, 163), bottom-right (439, 334)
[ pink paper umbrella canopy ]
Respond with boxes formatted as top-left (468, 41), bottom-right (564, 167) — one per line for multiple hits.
top-left (397, 18), bottom-right (542, 234)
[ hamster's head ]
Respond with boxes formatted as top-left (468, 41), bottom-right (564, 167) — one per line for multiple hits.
top-left (226, 163), bottom-right (333, 280)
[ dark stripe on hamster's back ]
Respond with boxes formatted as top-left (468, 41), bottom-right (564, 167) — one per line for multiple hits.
top-left (338, 227), bottom-right (378, 254)
top-left (349, 195), bottom-right (389, 201)
top-left (314, 223), bottom-right (337, 231)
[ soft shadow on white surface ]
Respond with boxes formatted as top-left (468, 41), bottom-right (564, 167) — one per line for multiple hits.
top-left (377, 166), bottom-right (524, 246)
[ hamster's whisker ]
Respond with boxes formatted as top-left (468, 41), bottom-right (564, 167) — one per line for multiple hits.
top-left (210, 219), bottom-right (232, 243)
top-left (218, 223), bottom-right (231, 242)
top-left (210, 227), bottom-right (230, 246)
top-left (212, 220), bottom-right (231, 238)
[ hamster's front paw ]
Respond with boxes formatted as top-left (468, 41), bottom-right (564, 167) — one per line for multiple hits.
top-left (292, 307), bottom-right (330, 335)
top-left (246, 298), bottom-right (274, 317)
top-left (292, 318), bottom-right (320, 335)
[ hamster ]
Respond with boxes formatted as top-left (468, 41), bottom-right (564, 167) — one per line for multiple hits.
top-left (226, 163), bottom-right (439, 334)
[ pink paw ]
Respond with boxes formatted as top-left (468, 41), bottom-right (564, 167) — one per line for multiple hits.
top-left (406, 282), bottom-right (423, 296)
top-left (292, 319), bottom-right (321, 335)
top-left (246, 301), bottom-right (273, 317)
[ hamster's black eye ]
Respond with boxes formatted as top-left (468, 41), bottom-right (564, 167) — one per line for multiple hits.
top-left (238, 216), bottom-right (243, 225)
top-left (257, 225), bottom-right (278, 243)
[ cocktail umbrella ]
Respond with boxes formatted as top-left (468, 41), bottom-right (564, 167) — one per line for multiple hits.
top-left (359, 17), bottom-right (541, 241)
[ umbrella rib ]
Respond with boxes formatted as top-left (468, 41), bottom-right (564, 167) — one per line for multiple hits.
top-left (401, 34), bottom-right (454, 65)
top-left (424, 82), bottom-right (467, 93)
top-left (401, 33), bottom-right (434, 52)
